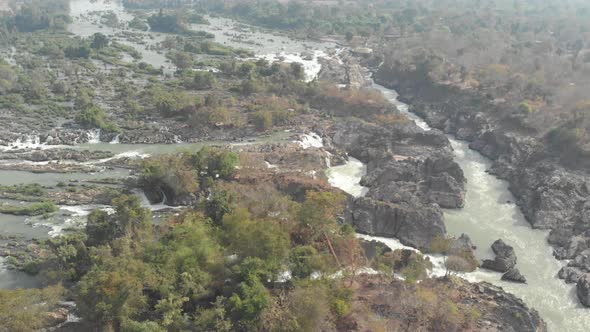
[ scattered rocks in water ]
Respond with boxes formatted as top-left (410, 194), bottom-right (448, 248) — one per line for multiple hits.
top-left (502, 268), bottom-right (527, 283)
top-left (481, 239), bottom-right (517, 273)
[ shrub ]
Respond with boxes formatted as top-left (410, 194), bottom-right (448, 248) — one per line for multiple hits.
top-left (76, 105), bottom-right (120, 132)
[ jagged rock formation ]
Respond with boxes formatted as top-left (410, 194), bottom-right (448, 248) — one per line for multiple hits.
top-left (328, 115), bottom-right (465, 250)
top-left (374, 64), bottom-right (590, 306)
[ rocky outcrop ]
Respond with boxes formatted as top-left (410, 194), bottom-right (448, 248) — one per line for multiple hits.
top-left (329, 113), bottom-right (465, 250)
top-left (349, 196), bottom-right (445, 249)
top-left (481, 239), bottom-right (517, 273)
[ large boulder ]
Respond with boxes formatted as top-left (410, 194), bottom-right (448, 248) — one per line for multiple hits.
top-left (481, 239), bottom-right (517, 272)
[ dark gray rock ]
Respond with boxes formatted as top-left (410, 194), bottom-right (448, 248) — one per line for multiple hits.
top-left (558, 266), bottom-right (584, 284)
top-left (502, 268), bottom-right (527, 283)
top-left (481, 239), bottom-right (517, 273)
top-left (330, 115), bottom-right (465, 251)
top-left (348, 197), bottom-right (445, 250)
top-left (576, 275), bottom-right (590, 307)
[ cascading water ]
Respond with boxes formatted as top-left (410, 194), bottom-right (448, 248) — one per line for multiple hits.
top-left (110, 134), bottom-right (120, 144)
top-left (87, 129), bottom-right (101, 144)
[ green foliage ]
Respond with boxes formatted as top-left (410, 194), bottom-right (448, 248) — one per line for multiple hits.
top-left (147, 10), bottom-right (186, 33)
top-left (11, 1), bottom-right (70, 32)
top-left (298, 191), bottom-right (345, 236)
top-left (222, 208), bottom-right (290, 265)
top-left (76, 258), bottom-right (148, 329)
top-left (0, 285), bottom-right (64, 332)
top-left (251, 110), bottom-right (273, 131)
top-left (240, 78), bottom-right (264, 95)
top-left (85, 195), bottom-right (152, 250)
top-left (146, 85), bottom-right (195, 116)
top-left (0, 183), bottom-right (44, 196)
top-left (43, 234), bottom-right (90, 282)
top-left (146, 212), bottom-right (224, 301)
top-left (194, 297), bottom-right (233, 331)
top-left (373, 249), bottom-right (433, 283)
top-left (76, 105), bottom-right (120, 133)
top-left (193, 71), bottom-right (217, 90)
top-left (518, 101), bottom-right (533, 114)
top-left (65, 45), bottom-right (91, 59)
top-left (169, 50), bottom-right (193, 70)
top-left (129, 17), bottom-right (149, 31)
top-left (192, 147), bottom-right (239, 180)
top-left (0, 200), bottom-right (57, 216)
top-left (289, 245), bottom-right (323, 279)
top-left (228, 276), bottom-right (270, 329)
top-left (205, 189), bottom-right (233, 224)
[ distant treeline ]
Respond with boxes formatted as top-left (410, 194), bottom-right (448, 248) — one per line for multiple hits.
top-left (0, 0), bottom-right (70, 32)
top-left (123, 0), bottom-right (196, 9)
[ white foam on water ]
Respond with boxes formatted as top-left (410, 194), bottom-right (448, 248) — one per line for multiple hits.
top-left (297, 132), bottom-right (323, 149)
top-left (326, 156), bottom-right (369, 198)
top-left (109, 134), bottom-right (120, 144)
top-left (28, 204), bottom-right (111, 237)
top-left (131, 189), bottom-right (183, 212)
top-left (87, 129), bottom-right (101, 144)
top-left (265, 161), bottom-right (277, 169)
top-left (90, 150), bottom-right (151, 165)
top-left (257, 50), bottom-right (327, 82)
top-left (355, 233), bottom-right (490, 282)
top-left (0, 135), bottom-right (56, 151)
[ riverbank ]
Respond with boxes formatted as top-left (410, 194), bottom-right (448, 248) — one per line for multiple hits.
top-left (372, 62), bottom-right (590, 329)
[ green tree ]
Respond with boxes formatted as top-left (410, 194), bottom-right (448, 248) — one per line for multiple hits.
top-left (205, 189), bottom-right (233, 224)
top-left (193, 71), bottom-right (216, 90)
top-left (228, 277), bottom-right (269, 329)
top-left (222, 208), bottom-right (290, 265)
top-left (77, 260), bottom-right (147, 330)
top-left (0, 285), bottom-right (64, 332)
top-left (91, 32), bottom-right (109, 49)
top-left (86, 209), bottom-right (117, 247)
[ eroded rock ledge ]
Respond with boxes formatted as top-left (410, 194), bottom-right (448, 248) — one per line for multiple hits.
top-left (326, 115), bottom-right (465, 250)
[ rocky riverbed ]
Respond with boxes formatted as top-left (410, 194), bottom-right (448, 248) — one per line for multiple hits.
top-left (374, 64), bottom-right (590, 308)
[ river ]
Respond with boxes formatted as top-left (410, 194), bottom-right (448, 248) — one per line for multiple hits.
top-left (326, 81), bottom-right (590, 331)
top-left (2, 1), bottom-right (587, 330)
